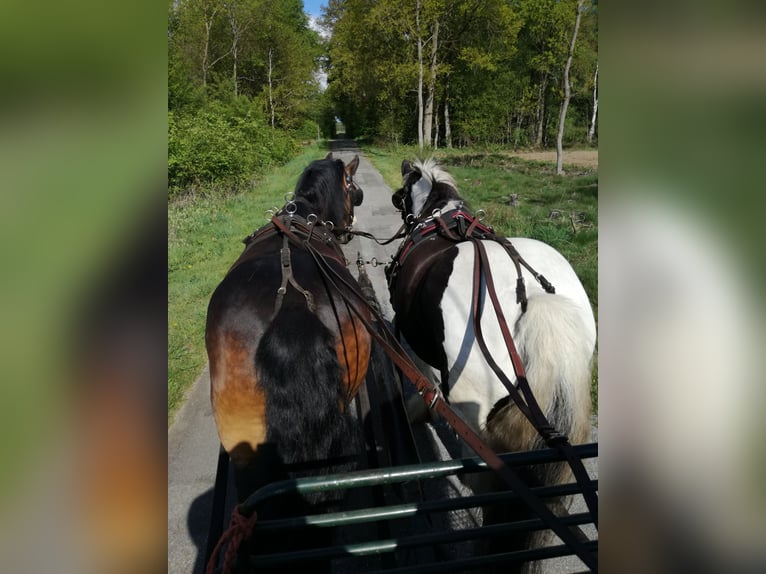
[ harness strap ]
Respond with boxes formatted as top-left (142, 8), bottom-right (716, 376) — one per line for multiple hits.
top-left (348, 222), bottom-right (408, 245)
top-left (301, 243), bottom-right (597, 572)
top-left (501, 240), bottom-right (556, 294)
top-left (273, 230), bottom-right (316, 317)
top-left (471, 239), bottom-right (599, 527)
top-left (465, 212), bottom-right (482, 237)
top-left (436, 216), bottom-right (461, 241)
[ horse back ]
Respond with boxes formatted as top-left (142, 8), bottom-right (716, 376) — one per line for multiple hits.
top-left (389, 237), bottom-right (459, 376)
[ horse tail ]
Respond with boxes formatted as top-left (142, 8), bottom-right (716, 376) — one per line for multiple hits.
top-left (482, 294), bottom-right (593, 573)
top-left (514, 293), bottom-right (593, 453)
top-left (254, 303), bottom-right (362, 498)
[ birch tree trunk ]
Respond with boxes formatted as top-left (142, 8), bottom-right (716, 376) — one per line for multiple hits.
top-left (201, 3), bottom-right (224, 87)
top-left (226, 3), bottom-right (240, 97)
top-left (444, 87), bottom-right (452, 148)
top-left (202, 16), bottom-right (213, 86)
top-left (535, 74), bottom-right (548, 148)
top-left (416, 0), bottom-right (424, 151)
top-left (226, 0), bottom-right (251, 98)
top-left (588, 61), bottom-right (598, 144)
top-left (556, 0), bottom-right (584, 175)
top-left (268, 47), bottom-right (275, 128)
top-left (423, 20), bottom-right (439, 149)
top-left (200, 2), bottom-right (229, 89)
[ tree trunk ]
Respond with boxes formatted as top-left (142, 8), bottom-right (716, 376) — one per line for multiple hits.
top-left (227, 4), bottom-right (240, 97)
top-left (556, 0), bottom-right (584, 175)
top-left (202, 18), bottom-right (212, 86)
top-left (423, 20), bottom-right (439, 149)
top-left (444, 88), bottom-right (452, 148)
top-left (535, 74), bottom-right (548, 148)
top-left (201, 5), bottom-right (228, 89)
top-left (433, 99), bottom-right (440, 149)
top-left (588, 61), bottom-right (598, 144)
top-left (268, 47), bottom-right (275, 128)
top-left (226, 1), bottom-right (250, 98)
top-left (416, 0), bottom-right (424, 150)
top-left (232, 40), bottom-right (238, 96)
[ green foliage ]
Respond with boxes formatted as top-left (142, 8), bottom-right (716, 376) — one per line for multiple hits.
top-left (322, 0), bottom-right (598, 148)
top-left (168, 0), bottom-right (325, 197)
top-left (168, 100), bottom-right (298, 196)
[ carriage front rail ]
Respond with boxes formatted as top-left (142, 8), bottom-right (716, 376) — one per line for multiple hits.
top-left (212, 443), bottom-right (597, 573)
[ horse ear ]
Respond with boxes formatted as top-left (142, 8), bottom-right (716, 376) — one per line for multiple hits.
top-left (346, 154), bottom-right (360, 176)
top-left (325, 152), bottom-right (334, 160)
top-left (401, 160), bottom-right (413, 176)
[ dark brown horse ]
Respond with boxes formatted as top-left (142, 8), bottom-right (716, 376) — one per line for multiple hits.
top-left (205, 153), bottom-right (370, 509)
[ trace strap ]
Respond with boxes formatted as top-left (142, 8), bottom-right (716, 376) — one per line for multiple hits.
top-left (273, 221), bottom-right (316, 317)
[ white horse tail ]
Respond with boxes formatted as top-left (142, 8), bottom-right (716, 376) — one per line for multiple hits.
top-left (516, 293), bottom-right (593, 443)
top-left (484, 293), bottom-right (593, 478)
top-left (480, 293), bottom-right (593, 573)
top-left (481, 293), bottom-right (593, 573)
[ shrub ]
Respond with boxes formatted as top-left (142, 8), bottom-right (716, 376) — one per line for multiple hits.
top-left (168, 100), bottom-right (299, 198)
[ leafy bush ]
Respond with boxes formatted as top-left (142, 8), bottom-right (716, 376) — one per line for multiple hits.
top-left (168, 100), bottom-right (299, 198)
top-left (292, 119), bottom-right (321, 142)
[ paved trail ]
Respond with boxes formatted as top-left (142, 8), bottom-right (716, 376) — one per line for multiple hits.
top-left (167, 140), bottom-right (597, 573)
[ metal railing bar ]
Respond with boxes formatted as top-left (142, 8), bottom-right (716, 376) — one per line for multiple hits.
top-left (248, 513), bottom-right (594, 566)
top-left (362, 541), bottom-right (598, 574)
top-left (254, 479), bottom-right (597, 531)
top-left (241, 443), bottom-right (597, 514)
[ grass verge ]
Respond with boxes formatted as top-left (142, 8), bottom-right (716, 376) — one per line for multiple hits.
top-left (168, 141), bottom-right (329, 424)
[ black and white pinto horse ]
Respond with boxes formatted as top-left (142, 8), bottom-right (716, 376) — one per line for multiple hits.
top-left (388, 158), bottom-right (596, 570)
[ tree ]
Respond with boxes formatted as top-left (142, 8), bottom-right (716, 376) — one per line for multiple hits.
top-left (588, 61), bottom-right (598, 144)
top-left (321, 0), bottom-right (597, 149)
top-left (556, 0), bottom-right (585, 175)
top-left (168, 0), bottom-right (323, 194)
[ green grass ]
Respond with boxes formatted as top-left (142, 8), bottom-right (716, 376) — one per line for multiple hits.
top-left (361, 144), bottom-right (598, 412)
top-left (168, 141), bottom-right (329, 424)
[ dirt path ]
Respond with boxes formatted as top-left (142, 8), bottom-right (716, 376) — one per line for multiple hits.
top-left (506, 149), bottom-right (598, 169)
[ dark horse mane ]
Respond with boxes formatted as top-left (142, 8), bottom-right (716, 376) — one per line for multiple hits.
top-left (293, 158), bottom-right (348, 225)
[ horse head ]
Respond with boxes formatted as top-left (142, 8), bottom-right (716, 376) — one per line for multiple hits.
top-left (294, 152), bottom-right (363, 243)
top-left (392, 158), bottom-right (460, 226)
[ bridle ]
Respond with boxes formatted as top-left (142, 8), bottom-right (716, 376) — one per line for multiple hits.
top-left (341, 171), bottom-right (363, 239)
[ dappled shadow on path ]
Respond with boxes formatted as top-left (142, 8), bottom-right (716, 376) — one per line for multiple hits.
top-left (329, 138), bottom-right (360, 153)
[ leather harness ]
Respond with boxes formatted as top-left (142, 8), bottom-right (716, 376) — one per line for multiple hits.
top-left (234, 211), bottom-right (349, 318)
